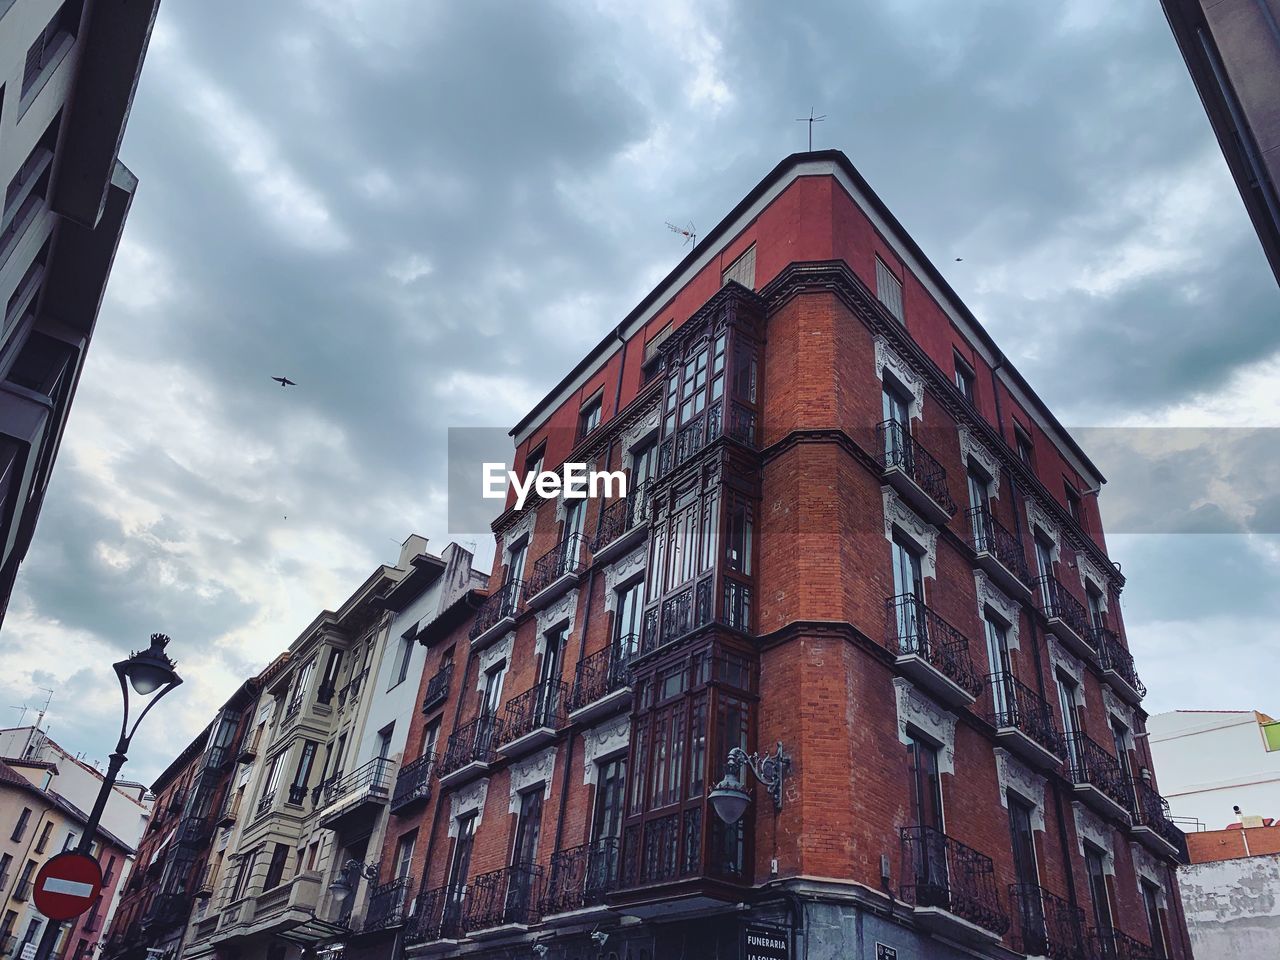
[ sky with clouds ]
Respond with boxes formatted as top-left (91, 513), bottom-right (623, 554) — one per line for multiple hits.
top-left (2, 0), bottom-right (1278, 784)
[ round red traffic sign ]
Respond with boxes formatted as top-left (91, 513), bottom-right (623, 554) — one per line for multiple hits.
top-left (33, 852), bottom-right (103, 921)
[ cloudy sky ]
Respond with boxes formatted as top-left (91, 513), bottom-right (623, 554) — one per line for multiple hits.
top-left (2, 0), bottom-right (1278, 784)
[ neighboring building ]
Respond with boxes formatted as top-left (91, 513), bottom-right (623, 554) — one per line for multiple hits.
top-left (367, 151), bottom-right (1193, 960)
top-left (0, 0), bottom-right (163, 626)
top-left (1177, 828), bottom-right (1280, 959)
top-left (1148, 709), bottom-right (1280, 830)
top-left (0, 759), bottom-right (134, 960)
top-left (1158, 0), bottom-right (1280, 285)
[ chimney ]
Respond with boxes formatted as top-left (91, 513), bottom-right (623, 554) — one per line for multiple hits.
top-left (397, 534), bottom-right (429, 570)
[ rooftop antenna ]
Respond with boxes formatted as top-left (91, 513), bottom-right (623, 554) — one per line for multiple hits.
top-left (23, 688), bottom-right (54, 759)
top-left (795, 108), bottom-right (826, 151)
top-left (10, 704), bottom-right (29, 726)
top-left (665, 221), bottom-right (696, 248)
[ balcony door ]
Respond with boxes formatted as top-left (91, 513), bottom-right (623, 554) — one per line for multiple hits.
top-left (1009, 792), bottom-right (1048, 951)
top-left (1057, 673), bottom-right (1083, 770)
top-left (589, 757), bottom-right (627, 896)
top-left (615, 580), bottom-right (644, 662)
top-left (967, 468), bottom-right (991, 544)
top-left (1084, 845), bottom-right (1113, 934)
top-left (882, 380), bottom-right (912, 465)
top-left (445, 814), bottom-right (476, 926)
top-left (479, 666), bottom-right (504, 745)
top-left (508, 789), bottom-right (543, 918)
top-left (891, 535), bottom-right (924, 653)
top-left (906, 734), bottom-right (946, 901)
top-left (983, 615), bottom-right (1014, 723)
top-left (1034, 535), bottom-right (1055, 605)
top-left (537, 627), bottom-right (566, 725)
top-left (507, 540), bottom-right (527, 586)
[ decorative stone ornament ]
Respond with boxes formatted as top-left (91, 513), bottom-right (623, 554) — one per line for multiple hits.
top-left (508, 747), bottom-right (557, 811)
top-left (874, 335), bottom-right (924, 420)
top-left (882, 488), bottom-right (938, 580)
top-left (582, 714), bottom-right (630, 784)
top-left (958, 425), bottom-right (1002, 496)
top-left (995, 748), bottom-right (1047, 831)
top-left (893, 678), bottom-right (956, 774)
top-left (450, 778), bottom-right (489, 834)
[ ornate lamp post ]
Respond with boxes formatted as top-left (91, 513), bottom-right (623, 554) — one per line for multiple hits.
top-left (708, 741), bottom-right (792, 825)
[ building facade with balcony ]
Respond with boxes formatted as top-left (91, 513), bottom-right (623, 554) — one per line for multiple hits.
top-left (0, 0), bottom-right (162, 627)
top-left (371, 151), bottom-right (1193, 960)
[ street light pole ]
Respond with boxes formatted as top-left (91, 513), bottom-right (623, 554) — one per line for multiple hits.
top-left (31, 635), bottom-right (182, 960)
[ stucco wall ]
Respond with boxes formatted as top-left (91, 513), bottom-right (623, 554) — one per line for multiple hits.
top-left (1180, 852), bottom-right (1280, 960)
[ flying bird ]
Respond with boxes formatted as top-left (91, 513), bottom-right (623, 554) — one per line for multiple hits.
top-left (272, 376), bottom-right (297, 387)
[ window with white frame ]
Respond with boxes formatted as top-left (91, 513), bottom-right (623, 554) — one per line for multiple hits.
top-left (876, 256), bottom-right (904, 322)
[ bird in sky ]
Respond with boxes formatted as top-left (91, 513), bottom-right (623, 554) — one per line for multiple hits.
top-left (272, 376), bottom-right (297, 387)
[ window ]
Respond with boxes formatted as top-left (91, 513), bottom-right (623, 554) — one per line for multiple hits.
top-left (11, 808), bottom-right (31, 842)
top-left (1015, 425), bottom-right (1034, 467)
top-left (21, 0), bottom-right (83, 98)
top-left (290, 658), bottom-right (316, 708)
top-left (102, 855), bottom-right (116, 884)
top-left (721, 244), bottom-right (756, 289)
top-left (1084, 844), bottom-right (1112, 932)
top-left (881, 379), bottom-right (912, 465)
top-left (422, 719), bottom-right (441, 760)
top-left (259, 754), bottom-right (284, 810)
top-left (377, 725), bottom-right (394, 760)
top-left (631, 436), bottom-right (658, 490)
top-left (232, 850), bottom-right (257, 900)
top-left (0, 854), bottom-right (10, 884)
top-left (523, 443), bottom-right (544, 483)
top-left (1065, 484), bottom-right (1082, 524)
top-left (481, 664), bottom-right (505, 718)
top-left (876, 256), bottom-right (904, 322)
top-left (61, 829), bottom-right (76, 851)
top-left (73, 940), bottom-right (89, 960)
top-left (1034, 534), bottom-right (1054, 581)
top-left (288, 741), bottom-right (318, 804)
top-left (446, 813), bottom-right (476, 896)
top-left (35, 820), bottom-right (52, 853)
top-left (1, 911), bottom-right (16, 940)
top-left (954, 353), bottom-right (975, 403)
top-left (1086, 586), bottom-right (1105, 631)
top-left (19, 918), bottom-right (40, 948)
top-left (592, 757), bottom-right (627, 841)
top-left (2, 112), bottom-right (59, 235)
top-left (1141, 880), bottom-right (1166, 957)
top-left (984, 614), bottom-right (1013, 718)
top-left (318, 648), bottom-right (342, 703)
top-left (512, 789), bottom-right (543, 866)
top-left (614, 580), bottom-right (644, 657)
top-left (578, 394), bottom-right (602, 440)
top-left (1058, 673), bottom-right (1082, 770)
top-left (1110, 716), bottom-right (1134, 782)
top-left (390, 629), bottom-right (415, 688)
top-left (967, 468), bottom-right (992, 544)
top-left (507, 539), bottom-right (528, 585)
top-left (905, 733), bottom-right (943, 829)
top-left (393, 831), bottom-right (417, 879)
top-left (1008, 792), bottom-right (1039, 887)
top-left (263, 843), bottom-right (288, 891)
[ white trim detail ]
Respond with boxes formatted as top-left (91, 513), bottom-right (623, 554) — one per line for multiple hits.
top-left (1077, 554), bottom-right (1110, 610)
top-left (508, 747), bottom-right (557, 812)
top-left (1101, 685), bottom-right (1134, 731)
top-left (995, 748), bottom-right (1047, 832)
top-left (501, 509), bottom-right (538, 559)
top-left (603, 548), bottom-right (647, 613)
top-left (975, 572), bottom-right (1021, 650)
top-left (1026, 499), bottom-right (1061, 560)
top-left (1129, 842), bottom-right (1169, 907)
top-left (535, 588), bottom-right (579, 645)
top-left (893, 678), bottom-right (956, 775)
top-left (620, 407), bottom-right (661, 473)
top-left (958, 425), bottom-right (1001, 497)
top-left (1047, 636), bottom-right (1086, 707)
top-left (883, 488), bottom-right (937, 580)
top-left (874, 335), bottom-right (925, 421)
top-left (582, 714), bottom-right (631, 785)
top-left (1073, 801), bottom-right (1116, 875)
top-left (475, 632), bottom-right (514, 692)
top-left (449, 778), bottom-right (489, 835)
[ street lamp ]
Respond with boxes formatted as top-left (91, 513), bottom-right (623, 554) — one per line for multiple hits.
top-left (708, 741), bottom-right (791, 825)
top-left (34, 635), bottom-right (181, 960)
top-left (328, 860), bottom-right (378, 905)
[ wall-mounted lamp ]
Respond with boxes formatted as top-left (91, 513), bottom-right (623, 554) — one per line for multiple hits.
top-left (328, 859), bottom-right (379, 903)
top-left (708, 741), bottom-right (791, 825)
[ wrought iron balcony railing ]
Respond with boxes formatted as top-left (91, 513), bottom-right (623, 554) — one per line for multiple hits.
top-left (526, 533), bottom-right (588, 598)
top-left (1096, 628), bottom-right (1146, 700)
top-left (336, 668), bottom-right (369, 709)
top-left (657, 399), bottom-right (758, 477)
top-left (406, 884), bottom-right (466, 944)
top-left (876, 420), bottom-right (957, 516)
top-left (390, 752), bottom-right (435, 813)
top-left (469, 579), bottom-right (525, 642)
top-left (217, 795), bottom-right (241, 827)
top-left (437, 714), bottom-right (498, 778)
top-left (463, 863), bottom-right (543, 931)
top-left (1035, 575), bottom-right (1093, 645)
top-left (237, 730), bottom-right (261, 763)
top-left (640, 575), bottom-right (753, 655)
top-left (966, 506), bottom-right (1032, 586)
top-left (283, 697), bottom-right (303, 721)
top-left (1066, 732), bottom-right (1132, 813)
top-left (1009, 883), bottom-right (1089, 960)
top-left (567, 641), bottom-right (633, 714)
top-left (421, 663), bottom-right (452, 714)
top-left (589, 480), bottom-right (652, 554)
top-left (176, 816), bottom-right (210, 846)
top-left (321, 756), bottom-right (395, 806)
top-left (1129, 779), bottom-right (1185, 857)
top-left (541, 837), bottom-right (620, 915)
top-left (500, 680), bottom-right (567, 745)
top-left (12, 879), bottom-right (31, 901)
top-left (1089, 926), bottom-right (1157, 960)
top-left (900, 825), bottom-right (1010, 936)
top-left (981, 672), bottom-right (1065, 759)
top-left (884, 594), bottom-right (983, 698)
top-left (362, 876), bottom-right (413, 932)
top-left (618, 808), bottom-right (707, 889)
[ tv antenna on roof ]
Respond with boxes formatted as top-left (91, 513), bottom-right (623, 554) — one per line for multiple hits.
top-left (795, 108), bottom-right (826, 151)
top-left (666, 221), bottom-right (696, 248)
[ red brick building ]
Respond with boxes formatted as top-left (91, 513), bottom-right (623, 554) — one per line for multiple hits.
top-left (365, 150), bottom-right (1192, 960)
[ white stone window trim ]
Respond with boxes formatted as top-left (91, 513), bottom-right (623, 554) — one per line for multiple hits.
top-left (501, 508), bottom-right (537, 562)
top-left (883, 488), bottom-right (938, 581)
top-left (975, 571), bottom-right (1021, 650)
top-left (1026, 498), bottom-right (1061, 562)
top-left (535, 588), bottom-right (579, 660)
top-left (449, 778), bottom-right (489, 835)
top-left (1048, 635), bottom-right (1087, 709)
top-left (475, 632), bottom-right (514, 693)
top-left (582, 714), bottom-right (630, 785)
top-left (893, 678), bottom-right (956, 775)
top-left (874, 335), bottom-right (925, 421)
top-left (958, 425), bottom-right (1001, 498)
top-left (508, 747), bottom-right (557, 812)
top-left (1073, 801), bottom-right (1115, 875)
top-left (995, 748), bottom-right (1046, 833)
top-left (603, 547), bottom-right (647, 613)
top-left (1129, 842), bottom-right (1169, 908)
top-left (1077, 553), bottom-right (1110, 611)
top-left (1101, 686), bottom-right (1135, 734)
top-left (619, 408), bottom-right (661, 474)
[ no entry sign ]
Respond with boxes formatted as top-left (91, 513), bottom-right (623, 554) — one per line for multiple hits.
top-left (33, 852), bottom-right (103, 921)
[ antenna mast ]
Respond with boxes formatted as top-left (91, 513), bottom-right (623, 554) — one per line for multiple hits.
top-left (795, 108), bottom-right (827, 151)
top-left (665, 221), bottom-right (696, 248)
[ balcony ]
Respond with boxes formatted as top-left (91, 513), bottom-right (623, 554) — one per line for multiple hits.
top-left (469, 579), bottom-right (524, 649)
top-left (1096, 629), bottom-right (1146, 705)
top-left (589, 480), bottom-right (652, 563)
top-left (876, 420), bottom-right (957, 524)
top-left (966, 507), bottom-right (1033, 602)
top-left (194, 866), bottom-right (217, 900)
top-left (899, 825), bottom-right (1010, 945)
top-left (177, 816), bottom-right (210, 846)
top-left (389, 752), bottom-right (435, 814)
top-left (1065, 732), bottom-right (1132, 822)
top-left (463, 863), bottom-right (543, 934)
top-left (567, 641), bottom-right (633, 724)
top-left (283, 697), bottom-right (303, 722)
top-left (658, 398), bottom-right (757, 478)
top-left (1089, 927), bottom-right (1158, 960)
top-left (236, 730), bottom-right (261, 763)
top-left (421, 663), bottom-right (453, 715)
top-left (541, 838), bottom-right (620, 921)
top-left (1128, 779), bottom-right (1187, 862)
top-left (13, 879), bottom-right (31, 901)
top-left (640, 574), bottom-right (753, 657)
top-left (980, 672), bottom-right (1064, 770)
top-left (885, 594), bottom-right (983, 707)
top-left (1035, 575), bottom-right (1094, 660)
top-left (437, 714), bottom-right (498, 787)
top-left (499, 680), bottom-right (567, 757)
top-left (362, 876), bottom-right (414, 932)
top-left (1009, 883), bottom-right (1089, 960)
top-left (144, 892), bottom-right (191, 932)
top-left (405, 885), bottom-right (466, 947)
top-left (318, 757), bottom-right (396, 833)
top-left (525, 534), bottom-right (588, 610)
top-left (217, 796), bottom-right (240, 828)
top-left (336, 668), bottom-right (370, 710)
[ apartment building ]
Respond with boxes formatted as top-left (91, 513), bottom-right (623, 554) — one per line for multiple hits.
top-left (360, 151), bottom-right (1195, 960)
top-left (0, 0), bottom-right (161, 625)
top-left (0, 759), bottom-right (133, 960)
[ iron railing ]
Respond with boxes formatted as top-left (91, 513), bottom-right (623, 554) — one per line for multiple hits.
top-left (283, 697), bottom-right (303, 721)
top-left (1089, 927), bottom-right (1158, 960)
top-left (469, 580), bottom-right (525, 642)
top-left (390, 752), bottom-right (435, 813)
top-left (421, 663), bottom-right (453, 714)
top-left (1066, 733), bottom-right (1132, 812)
top-left (876, 420), bottom-right (957, 515)
top-left (1096, 629), bottom-right (1146, 699)
top-left (362, 876), bottom-right (414, 932)
top-left (567, 641), bottom-right (633, 714)
top-left (589, 480), bottom-right (652, 553)
top-left (619, 807), bottom-right (706, 888)
top-left (176, 816), bottom-right (210, 846)
top-left (336, 668), bottom-right (369, 709)
top-left (1036, 575), bottom-right (1093, 644)
top-left (900, 825), bottom-right (1009, 936)
top-left (463, 863), bottom-right (543, 931)
top-left (437, 714), bottom-right (498, 778)
top-left (1129, 779), bottom-right (1185, 855)
top-left (641, 575), bottom-right (752, 655)
top-left (526, 533), bottom-right (588, 597)
top-left (237, 730), bottom-right (261, 762)
top-left (217, 794), bottom-right (240, 827)
top-left (966, 506), bottom-right (1032, 585)
top-left (1009, 883), bottom-right (1089, 960)
top-left (500, 680), bottom-right (567, 745)
top-left (541, 837), bottom-right (620, 915)
top-left (981, 672), bottom-right (1065, 758)
top-left (12, 879), bottom-right (31, 901)
top-left (321, 756), bottom-right (395, 806)
top-left (884, 594), bottom-right (983, 697)
top-left (406, 884), bottom-right (466, 944)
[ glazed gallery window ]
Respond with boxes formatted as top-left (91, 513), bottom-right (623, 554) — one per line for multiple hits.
top-left (662, 333), bottom-right (727, 437)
